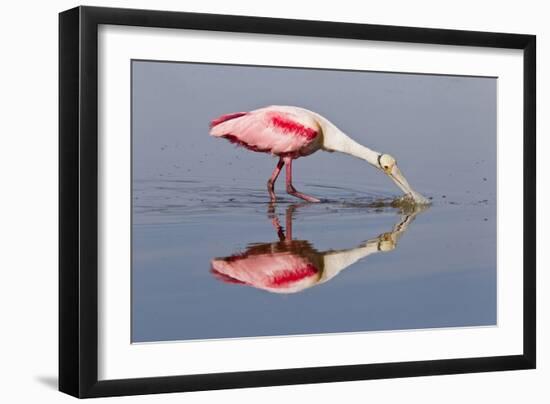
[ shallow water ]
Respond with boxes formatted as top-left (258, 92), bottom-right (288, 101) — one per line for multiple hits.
top-left (132, 178), bottom-right (496, 342)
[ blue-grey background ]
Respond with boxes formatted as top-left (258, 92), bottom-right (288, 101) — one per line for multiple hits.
top-left (131, 60), bottom-right (496, 343)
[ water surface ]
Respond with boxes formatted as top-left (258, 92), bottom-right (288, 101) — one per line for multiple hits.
top-left (132, 179), bottom-right (495, 342)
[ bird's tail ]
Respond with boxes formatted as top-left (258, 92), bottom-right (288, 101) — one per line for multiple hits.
top-left (209, 111), bottom-right (248, 132)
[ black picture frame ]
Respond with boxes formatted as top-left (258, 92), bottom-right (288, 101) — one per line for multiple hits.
top-left (59, 5), bottom-right (536, 398)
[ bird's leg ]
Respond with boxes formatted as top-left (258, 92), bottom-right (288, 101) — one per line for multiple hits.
top-left (283, 157), bottom-right (320, 203)
top-left (267, 158), bottom-right (285, 202)
top-left (267, 202), bottom-right (286, 241)
top-left (285, 205), bottom-right (293, 241)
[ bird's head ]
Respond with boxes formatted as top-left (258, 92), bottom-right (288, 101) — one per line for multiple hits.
top-left (377, 153), bottom-right (430, 204)
top-left (378, 154), bottom-right (397, 175)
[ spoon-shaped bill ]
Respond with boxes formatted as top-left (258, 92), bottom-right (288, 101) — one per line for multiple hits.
top-left (389, 166), bottom-right (430, 205)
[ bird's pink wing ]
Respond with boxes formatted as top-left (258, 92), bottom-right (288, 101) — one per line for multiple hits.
top-left (209, 109), bottom-right (319, 155)
top-left (211, 253), bottom-right (320, 293)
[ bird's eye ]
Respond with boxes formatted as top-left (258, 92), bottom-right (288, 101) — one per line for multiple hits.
top-left (384, 165), bottom-right (389, 169)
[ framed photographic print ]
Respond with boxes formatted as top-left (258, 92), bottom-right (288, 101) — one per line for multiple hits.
top-left (59, 6), bottom-right (536, 398)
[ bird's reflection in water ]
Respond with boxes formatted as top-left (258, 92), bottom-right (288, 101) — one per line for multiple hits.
top-left (210, 203), bottom-right (426, 294)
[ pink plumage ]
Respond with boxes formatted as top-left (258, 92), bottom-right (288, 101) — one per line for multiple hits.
top-left (209, 111), bottom-right (248, 129)
top-left (209, 106), bottom-right (320, 158)
top-left (210, 250), bottom-right (320, 294)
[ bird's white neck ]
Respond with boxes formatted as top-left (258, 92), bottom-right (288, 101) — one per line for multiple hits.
top-left (318, 210), bottom-right (421, 283)
top-left (320, 242), bottom-right (380, 283)
top-left (311, 111), bottom-right (381, 167)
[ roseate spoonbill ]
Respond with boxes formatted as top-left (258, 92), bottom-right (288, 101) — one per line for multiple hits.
top-left (209, 105), bottom-right (429, 204)
top-left (210, 204), bottom-right (424, 294)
